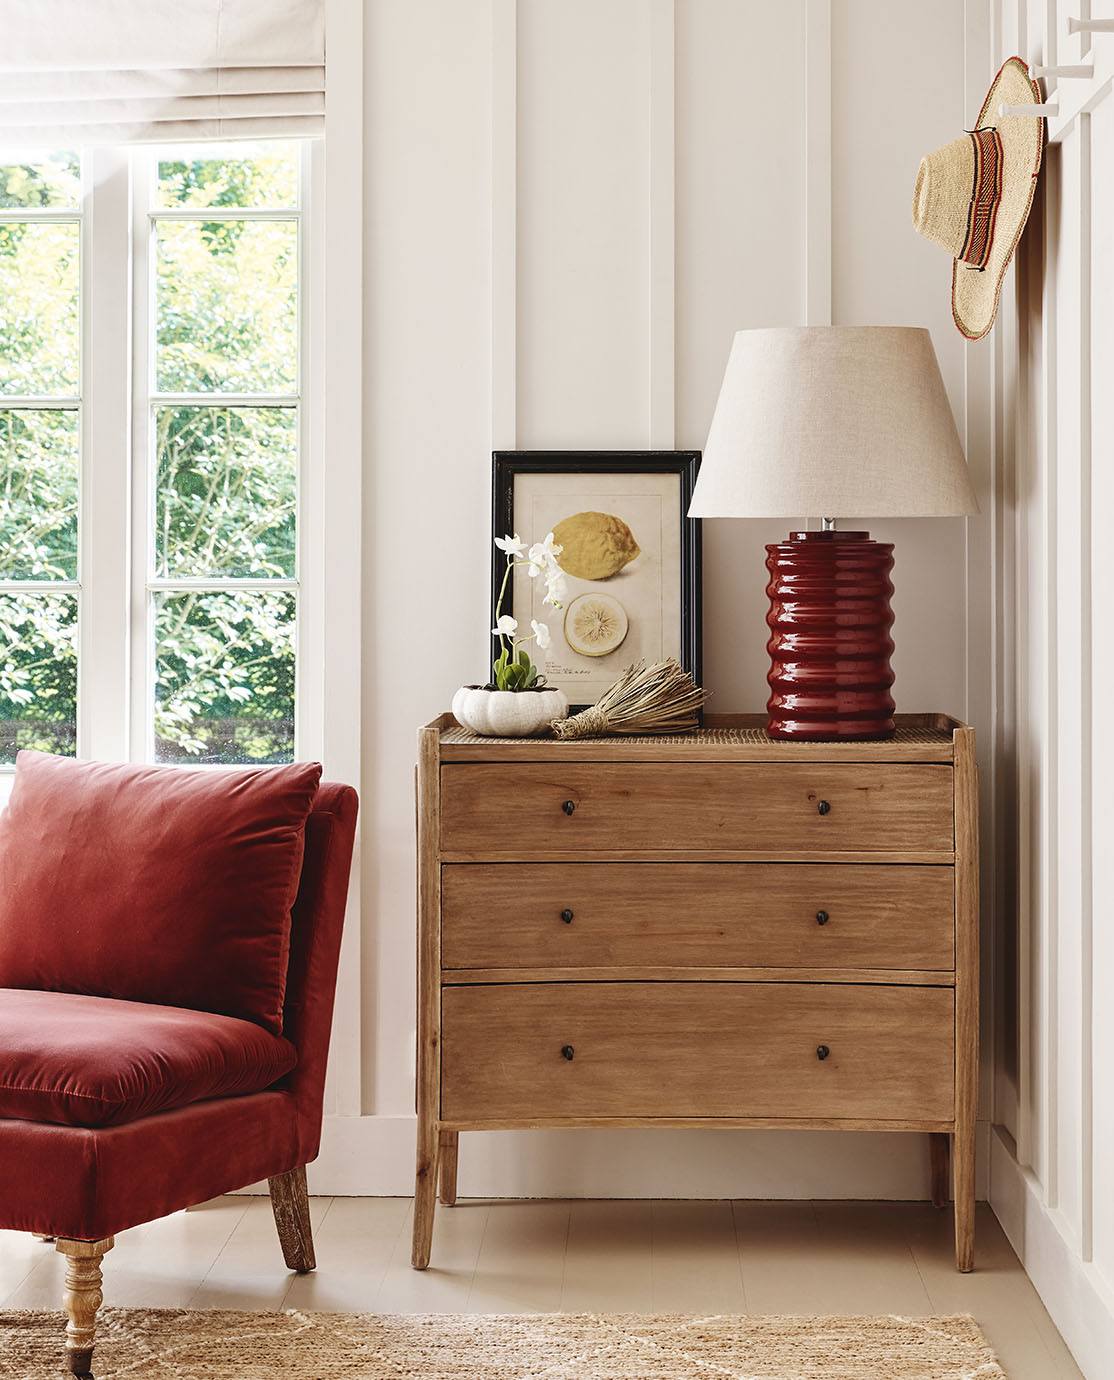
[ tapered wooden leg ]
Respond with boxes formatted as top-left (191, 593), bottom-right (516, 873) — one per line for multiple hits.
top-left (929, 1132), bottom-right (950, 1208)
top-left (411, 1115), bottom-right (439, 1269)
top-left (953, 1125), bottom-right (976, 1272)
top-left (268, 1164), bottom-right (316, 1273)
top-left (56, 1237), bottom-right (113, 1377)
top-left (952, 726), bottom-right (979, 1272)
top-left (438, 1129), bottom-right (459, 1206)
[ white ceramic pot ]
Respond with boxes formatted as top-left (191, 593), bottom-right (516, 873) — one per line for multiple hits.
top-left (452, 685), bottom-right (569, 737)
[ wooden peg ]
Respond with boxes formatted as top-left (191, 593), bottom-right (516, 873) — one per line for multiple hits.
top-left (999, 101), bottom-right (1058, 117)
top-left (1068, 16), bottom-right (1114, 34)
top-left (1029, 62), bottom-right (1093, 78)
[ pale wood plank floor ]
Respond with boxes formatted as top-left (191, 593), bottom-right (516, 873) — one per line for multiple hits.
top-left (0, 1198), bottom-right (1083, 1379)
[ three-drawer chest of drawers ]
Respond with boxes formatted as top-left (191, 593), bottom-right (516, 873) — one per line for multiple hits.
top-left (412, 713), bottom-right (979, 1271)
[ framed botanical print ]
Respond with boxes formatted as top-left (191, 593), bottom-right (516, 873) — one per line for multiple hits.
top-left (491, 451), bottom-right (702, 709)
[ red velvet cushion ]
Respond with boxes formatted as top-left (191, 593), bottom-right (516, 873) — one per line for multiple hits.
top-left (0, 752), bottom-right (321, 1033)
top-left (0, 1091), bottom-right (301, 1239)
top-left (0, 989), bottom-right (297, 1128)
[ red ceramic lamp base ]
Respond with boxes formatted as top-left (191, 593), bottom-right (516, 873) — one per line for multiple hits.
top-left (765, 529), bottom-right (896, 741)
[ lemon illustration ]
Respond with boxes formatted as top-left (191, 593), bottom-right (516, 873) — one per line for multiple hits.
top-left (552, 512), bottom-right (640, 580)
top-left (564, 593), bottom-right (629, 658)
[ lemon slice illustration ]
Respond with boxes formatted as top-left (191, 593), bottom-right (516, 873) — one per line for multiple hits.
top-left (552, 512), bottom-right (640, 580)
top-left (564, 593), bottom-right (629, 658)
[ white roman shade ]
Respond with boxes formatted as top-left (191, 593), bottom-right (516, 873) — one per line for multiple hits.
top-left (0, 0), bottom-right (325, 146)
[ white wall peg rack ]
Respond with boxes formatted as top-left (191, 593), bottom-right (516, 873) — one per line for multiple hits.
top-left (1068, 16), bottom-right (1114, 33)
top-left (1029, 63), bottom-right (1094, 78)
top-left (1000, 101), bottom-right (1059, 117)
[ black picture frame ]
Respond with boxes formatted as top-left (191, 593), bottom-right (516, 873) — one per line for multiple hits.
top-left (491, 450), bottom-right (702, 710)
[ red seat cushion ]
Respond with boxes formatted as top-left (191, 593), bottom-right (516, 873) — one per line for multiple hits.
top-left (0, 989), bottom-right (297, 1128)
top-left (0, 752), bottom-right (321, 1033)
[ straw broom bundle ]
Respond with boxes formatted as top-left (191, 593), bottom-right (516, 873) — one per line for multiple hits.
top-left (550, 658), bottom-right (708, 739)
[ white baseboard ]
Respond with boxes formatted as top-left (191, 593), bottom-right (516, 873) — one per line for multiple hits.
top-left (990, 1126), bottom-right (1114, 1380)
top-left (302, 1113), bottom-right (991, 1200)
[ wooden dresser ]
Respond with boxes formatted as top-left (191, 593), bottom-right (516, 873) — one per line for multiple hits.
top-left (412, 713), bottom-right (978, 1272)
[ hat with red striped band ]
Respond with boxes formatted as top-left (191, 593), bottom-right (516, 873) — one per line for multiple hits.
top-left (912, 56), bottom-right (1044, 340)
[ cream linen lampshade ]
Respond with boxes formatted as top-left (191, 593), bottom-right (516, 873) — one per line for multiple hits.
top-left (690, 325), bottom-right (978, 743)
top-left (688, 326), bottom-right (978, 519)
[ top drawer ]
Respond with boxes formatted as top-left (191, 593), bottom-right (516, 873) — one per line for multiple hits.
top-left (439, 762), bottom-right (954, 856)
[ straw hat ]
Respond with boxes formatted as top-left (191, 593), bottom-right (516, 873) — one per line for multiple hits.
top-left (912, 56), bottom-right (1044, 340)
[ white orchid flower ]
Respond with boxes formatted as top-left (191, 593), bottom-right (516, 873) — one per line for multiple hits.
top-left (542, 572), bottom-right (567, 608)
top-left (531, 619), bottom-right (551, 650)
top-left (494, 533), bottom-right (526, 557)
top-left (526, 560), bottom-right (543, 578)
top-left (528, 532), bottom-right (563, 566)
top-left (492, 614), bottom-right (518, 637)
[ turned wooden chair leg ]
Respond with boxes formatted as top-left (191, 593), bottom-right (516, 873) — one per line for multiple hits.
top-left (438, 1129), bottom-right (459, 1206)
top-left (929, 1131), bottom-right (950, 1208)
top-left (55, 1237), bottom-right (114, 1377)
top-left (268, 1165), bottom-right (316, 1273)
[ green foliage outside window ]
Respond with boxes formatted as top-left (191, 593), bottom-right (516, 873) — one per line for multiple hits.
top-left (0, 147), bottom-right (300, 766)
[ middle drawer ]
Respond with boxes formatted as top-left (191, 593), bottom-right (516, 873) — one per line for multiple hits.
top-left (442, 863), bottom-right (955, 972)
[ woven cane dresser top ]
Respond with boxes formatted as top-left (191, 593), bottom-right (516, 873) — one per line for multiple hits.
top-left (432, 713), bottom-right (963, 763)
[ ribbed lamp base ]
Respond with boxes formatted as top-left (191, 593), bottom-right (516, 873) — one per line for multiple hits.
top-left (764, 530), bottom-right (896, 741)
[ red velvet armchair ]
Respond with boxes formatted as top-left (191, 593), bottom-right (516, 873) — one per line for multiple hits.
top-left (0, 753), bottom-right (358, 1377)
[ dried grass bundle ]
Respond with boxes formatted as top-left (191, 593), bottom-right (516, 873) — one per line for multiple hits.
top-left (551, 658), bottom-right (708, 739)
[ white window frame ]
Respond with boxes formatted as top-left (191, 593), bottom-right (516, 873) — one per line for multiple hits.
top-left (1, 141), bottom-right (326, 774)
top-left (126, 142), bottom-right (317, 767)
top-left (0, 140), bottom-right (328, 781)
top-left (0, 166), bottom-right (84, 764)
top-left (80, 147), bottom-right (132, 763)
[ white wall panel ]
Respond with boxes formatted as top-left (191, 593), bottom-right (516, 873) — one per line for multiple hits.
top-left (356, 0), bottom-right (987, 1205)
top-left (1089, 87), bottom-right (1114, 1297)
top-left (832, 0), bottom-right (972, 722)
top-left (674, 0), bottom-right (804, 712)
top-left (364, 0), bottom-right (495, 1113)
top-left (989, 0), bottom-right (1114, 1368)
top-left (1051, 121), bottom-right (1085, 1247)
top-left (516, 0), bottom-right (651, 447)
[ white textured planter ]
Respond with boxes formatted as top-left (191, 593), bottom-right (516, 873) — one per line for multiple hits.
top-left (452, 685), bottom-right (568, 737)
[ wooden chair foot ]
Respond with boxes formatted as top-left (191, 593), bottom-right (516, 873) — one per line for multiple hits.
top-left (929, 1131), bottom-right (950, 1208)
top-left (268, 1165), bottom-right (316, 1273)
top-left (438, 1129), bottom-right (459, 1206)
top-left (56, 1236), bottom-right (113, 1377)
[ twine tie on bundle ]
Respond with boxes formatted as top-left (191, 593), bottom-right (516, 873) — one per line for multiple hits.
top-left (551, 658), bottom-right (707, 740)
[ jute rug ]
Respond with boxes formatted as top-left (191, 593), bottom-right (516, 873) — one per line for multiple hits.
top-left (0, 1309), bottom-right (1006, 1378)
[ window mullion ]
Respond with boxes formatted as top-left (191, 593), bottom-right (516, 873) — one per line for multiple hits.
top-left (128, 150), bottom-right (155, 763)
top-left (79, 146), bottom-right (133, 762)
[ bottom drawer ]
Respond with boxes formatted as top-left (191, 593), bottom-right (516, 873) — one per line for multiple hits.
top-left (441, 982), bottom-right (954, 1123)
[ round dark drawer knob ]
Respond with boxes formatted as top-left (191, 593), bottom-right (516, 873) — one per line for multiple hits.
top-left (817, 799), bottom-right (831, 816)
top-left (561, 1044), bottom-right (575, 1061)
top-left (560, 908), bottom-right (574, 924)
top-left (816, 1044), bottom-right (830, 1061)
top-left (815, 910), bottom-right (829, 926)
top-left (562, 799), bottom-right (576, 816)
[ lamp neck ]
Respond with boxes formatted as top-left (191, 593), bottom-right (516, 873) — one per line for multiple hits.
top-left (820, 516), bottom-right (837, 532)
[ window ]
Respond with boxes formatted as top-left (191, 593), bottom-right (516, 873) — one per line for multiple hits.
top-left (0, 142), bottom-right (314, 769)
top-left (0, 152), bottom-right (82, 763)
top-left (144, 142), bottom-right (303, 764)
